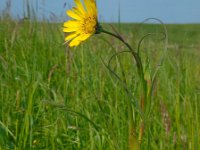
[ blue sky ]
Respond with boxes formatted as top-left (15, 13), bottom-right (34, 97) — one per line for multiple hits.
top-left (0, 0), bottom-right (200, 23)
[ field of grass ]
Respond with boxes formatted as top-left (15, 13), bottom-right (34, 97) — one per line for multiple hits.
top-left (0, 17), bottom-right (199, 149)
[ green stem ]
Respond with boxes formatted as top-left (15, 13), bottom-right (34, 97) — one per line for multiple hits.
top-left (101, 29), bottom-right (143, 150)
top-left (101, 29), bottom-right (146, 107)
top-left (101, 29), bottom-right (144, 82)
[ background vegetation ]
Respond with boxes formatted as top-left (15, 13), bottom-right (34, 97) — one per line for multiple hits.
top-left (0, 1), bottom-right (200, 149)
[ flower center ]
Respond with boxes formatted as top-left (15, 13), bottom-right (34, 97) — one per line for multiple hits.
top-left (82, 16), bottom-right (97, 34)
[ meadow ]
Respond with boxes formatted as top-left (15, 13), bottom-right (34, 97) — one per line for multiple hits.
top-left (0, 16), bottom-right (200, 149)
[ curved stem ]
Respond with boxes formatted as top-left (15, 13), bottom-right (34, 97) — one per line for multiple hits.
top-left (101, 29), bottom-right (145, 88)
top-left (101, 29), bottom-right (145, 150)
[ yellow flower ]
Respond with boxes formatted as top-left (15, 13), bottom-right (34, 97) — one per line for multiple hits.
top-left (63, 0), bottom-right (98, 47)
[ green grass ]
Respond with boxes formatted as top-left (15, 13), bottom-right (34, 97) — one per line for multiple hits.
top-left (0, 19), bottom-right (199, 150)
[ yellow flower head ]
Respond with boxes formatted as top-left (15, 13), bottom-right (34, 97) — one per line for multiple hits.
top-left (63, 0), bottom-right (98, 47)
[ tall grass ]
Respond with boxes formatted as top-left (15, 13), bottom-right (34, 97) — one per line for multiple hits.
top-left (0, 1), bottom-right (200, 149)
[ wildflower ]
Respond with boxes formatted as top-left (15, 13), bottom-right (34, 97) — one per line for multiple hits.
top-left (63, 0), bottom-right (99, 47)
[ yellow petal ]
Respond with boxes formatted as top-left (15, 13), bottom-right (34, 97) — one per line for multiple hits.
top-left (64, 20), bottom-right (80, 28)
top-left (71, 7), bottom-right (82, 16)
top-left (69, 33), bottom-right (92, 47)
top-left (69, 36), bottom-right (82, 47)
top-left (65, 33), bottom-right (79, 41)
top-left (74, 0), bottom-right (85, 14)
top-left (63, 27), bottom-right (79, 33)
top-left (91, 0), bottom-right (97, 16)
top-left (79, 34), bottom-right (92, 41)
top-left (84, 0), bottom-right (97, 14)
top-left (84, 0), bottom-right (92, 14)
top-left (67, 10), bottom-right (81, 20)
